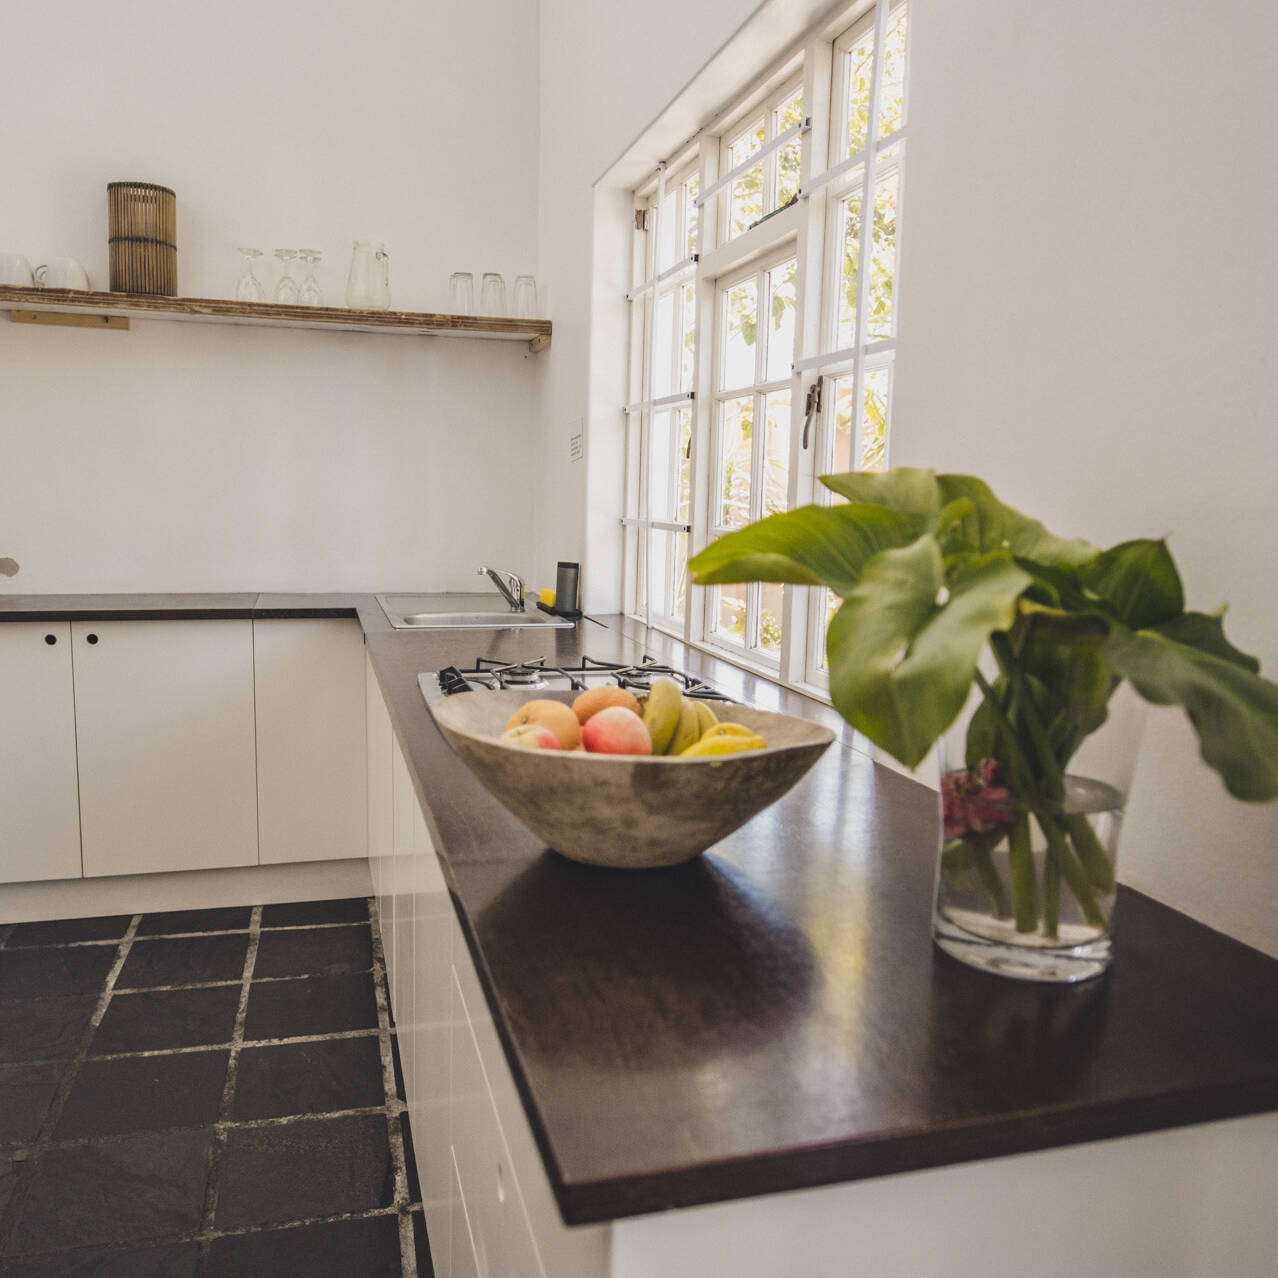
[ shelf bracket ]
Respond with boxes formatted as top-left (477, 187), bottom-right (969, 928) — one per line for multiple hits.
top-left (10, 309), bottom-right (130, 331)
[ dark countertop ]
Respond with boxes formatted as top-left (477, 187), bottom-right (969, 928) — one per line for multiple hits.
top-left (5, 594), bottom-right (1278, 1223)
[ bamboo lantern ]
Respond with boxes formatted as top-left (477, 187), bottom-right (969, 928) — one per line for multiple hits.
top-left (108, 181), bottom-right (177, 295)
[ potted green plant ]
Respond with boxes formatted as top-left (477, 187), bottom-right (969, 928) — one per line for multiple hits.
top-left (689, 468), bottom-right (1278, 981)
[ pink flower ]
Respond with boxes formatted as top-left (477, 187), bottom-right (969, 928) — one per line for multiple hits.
top-left (942, 759), bottom-right (1015, 841)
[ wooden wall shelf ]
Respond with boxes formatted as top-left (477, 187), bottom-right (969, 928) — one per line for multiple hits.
top-left (0, 285), bottom-right (551, 351)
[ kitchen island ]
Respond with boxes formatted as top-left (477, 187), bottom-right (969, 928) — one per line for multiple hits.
top-left (3, 594), bottom-right (1277, 1276)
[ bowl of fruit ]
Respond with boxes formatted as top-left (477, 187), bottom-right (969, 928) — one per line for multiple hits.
top-left (427, 678), bottom-right (836, 868)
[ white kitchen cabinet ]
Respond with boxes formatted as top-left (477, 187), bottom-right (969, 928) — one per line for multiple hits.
top-left (72, 620), bottom-right (258, 877)
top-left (0, 623), bottom-right (81, 883)
top-left (367, 653), bottom-right (394, 902)
top-left (254, 619), bottom-right (367, 864)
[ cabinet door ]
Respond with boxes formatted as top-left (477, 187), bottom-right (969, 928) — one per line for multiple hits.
top-left (0, 623), bottom-right (81, 883)
top-left (255, 619), bottom-right (367, 864)
top-left (367, 653), bottom-right (394, 901)
top-left (73, 620), bottom-right (258, 877)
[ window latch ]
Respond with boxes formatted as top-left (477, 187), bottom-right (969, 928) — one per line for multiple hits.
top-left (801, 377), bottom-right (822, 450)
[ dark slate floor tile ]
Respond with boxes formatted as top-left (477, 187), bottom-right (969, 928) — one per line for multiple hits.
top-left (90, 986), bottom-right (240, 1055)
top-left (5, 917), bottom-right (132, 948)
top-left (390, 1032), bottom-right (407, 1101)
top-left (242, 973), bottom-right (377, 1041)
top-left (215, 1112), bottom-right (393, 1229)
top-left (232, 1035), bottom-right (385, 1120)
top-left (260, 898), bottom-right (369, 928)
top-left (0, 996), bottom-right (96, 1064)
top-left (252, 925), bottom-right (373, 979)
top-left (0, 1160), bottom-right (14, 1218)
top-left (135, 906), bottom-right (252, 937)
top-left (205, 1214), bottom-right (404, 1276)
top-left (0, 947), bottom-right (115, 1000)
top-left (0, 1062), bottom-right (64, 1146)
top-left (55, 1049), bottom-right (229, 1139)
top-left (0, 1241), bottom-right (199, 1276)
top-left (117, 934), bottom-right (248, 990)
top-left (4, 1128), bottom-right (212, 1254)
top-left (399, 1113), bottom-right (422, 1204)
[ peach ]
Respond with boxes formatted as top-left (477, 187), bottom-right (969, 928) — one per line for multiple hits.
top-left (581, 706), bottom-right (652, 755)
top-left (571, 685), bottom-right (642, 724)
top-left (501, 723), bottom-right (561, 751)
top-left (505, 699), bottom-right (581, 750)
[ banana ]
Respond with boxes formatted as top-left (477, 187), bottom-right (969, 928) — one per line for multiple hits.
top-left (667, 698), bottom-right (703, 756)
top-left (681, 732), bottom-right (768, 757)
top-left (699, 722), bottom-right (760, 741)
top-left (692, 699), bottom-right (719, 736)
top-left (641, 676), bottom-right (684, 755)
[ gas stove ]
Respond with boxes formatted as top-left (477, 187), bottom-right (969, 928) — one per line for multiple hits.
top-left (417, 655), bottom-right (733, 707)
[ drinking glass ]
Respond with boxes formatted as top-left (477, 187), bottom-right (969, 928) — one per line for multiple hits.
top-left (449, 271), bottom-right (473, 314)
top-left (273, 249), bottom-right (299, 303)
top-left (480, 272), bottom-right (506, 315)
top-left (513, 274), bottom-right (538, 318)
top-left (346, 240), bottom-right (390, 309)
top-left (234, 248), bottom-right (264, 302)
top-left (297, 249), bottom-right (323, 306)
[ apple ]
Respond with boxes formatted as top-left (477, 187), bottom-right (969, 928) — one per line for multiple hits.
top-left (581, 706), bottom-right (652, 755)
top-left (501, 723), bottom-right (561, 750)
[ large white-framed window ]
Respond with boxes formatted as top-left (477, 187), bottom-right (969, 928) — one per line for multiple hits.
top-left (623, 0), bottom-right (911, 697)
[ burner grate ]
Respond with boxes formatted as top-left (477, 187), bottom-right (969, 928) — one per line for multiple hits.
top-left (429, 654), bottom-right (731, 702)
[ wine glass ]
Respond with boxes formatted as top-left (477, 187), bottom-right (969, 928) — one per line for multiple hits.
top-left (297, 250), bottom-right (323, 306)
top-left (273, 249), bottom-right (298, 303)
top-left (480, 272), bottom-right (506, 315)
top-left (234, 248), bottom-right (264, 302)
top-left (513, 274), bottom-right (538, 318)
top-left (449, 271), bottom-right (473, 314)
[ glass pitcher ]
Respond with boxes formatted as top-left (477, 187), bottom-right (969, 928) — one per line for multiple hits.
top-left (346, 240), bottom-right (390, 310)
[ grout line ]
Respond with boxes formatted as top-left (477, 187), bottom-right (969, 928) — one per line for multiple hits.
top-left (112, 967), bottom-right (375, 995)
top-left (368, 894), bottom-right (418, 1278)
top-left (195, 904), bottom-right (262, 1275)
top-left (0, 914), bottom-right (142, 1252)
top-left (2, 918), bottom-right (371, 951)
top-left (0, 1201), bottom-right (431, 1263)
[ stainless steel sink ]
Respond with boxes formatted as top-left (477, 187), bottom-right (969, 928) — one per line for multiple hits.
top-left (376, 593), bottom-right (573, 630)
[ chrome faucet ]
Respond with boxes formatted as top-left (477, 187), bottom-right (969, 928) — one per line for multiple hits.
top-left (478, 566), bottom-right (525, 613)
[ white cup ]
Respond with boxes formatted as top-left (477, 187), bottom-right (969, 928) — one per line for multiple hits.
top-left (0, 253), bottom-right (34, 286)
top-left (34, 258), bottom-right (90, 290)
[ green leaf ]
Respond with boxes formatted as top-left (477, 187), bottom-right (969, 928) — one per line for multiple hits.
top-left (1081, 539), bottom-right (1184, 629)
top-left (826, 539), bottom-right (1032, 767)
top-left (1152, 610), bottom-right (1260, 673)
top-left (936, 475), bottom-right (1097, 568)
top-left (1105, 626), bottom-right (1278, 801)
top-left (820, 466), bottom-right (943, 512)
top-left (688, 503), bottom-right (930, 597)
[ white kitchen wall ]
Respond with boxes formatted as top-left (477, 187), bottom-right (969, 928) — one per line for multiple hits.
top-left (0, 0), bottom-right (542, 593)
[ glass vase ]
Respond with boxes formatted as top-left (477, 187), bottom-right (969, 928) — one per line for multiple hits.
top-left (932, 678), bottom-right (1146, 983)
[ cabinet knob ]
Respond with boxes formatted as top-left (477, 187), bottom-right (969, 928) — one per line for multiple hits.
top-left (44, 633), bottom-right (57, 645)
top-left (86, 633), bottom-right (99, 644)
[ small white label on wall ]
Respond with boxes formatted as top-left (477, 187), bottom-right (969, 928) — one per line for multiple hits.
top-left (568, 420), bottom-right (584, 463)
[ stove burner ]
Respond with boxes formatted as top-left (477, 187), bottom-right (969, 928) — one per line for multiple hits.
top-left (429, 654), bottom-right (732, 703)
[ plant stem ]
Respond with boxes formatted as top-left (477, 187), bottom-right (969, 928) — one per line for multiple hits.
top-left (972, 670), bottom-right (1038, 790)
top-left (1034, 811), bottom-right (1106, 929)
top-left (1007, 815), bottom-right (1038, 933)
top-left (972, 846), bottom-right (1011, 918)
top-left (1065, 813), bottom-right (1115, 892)
top-left (1043, 848), bottom-right (1061, 938)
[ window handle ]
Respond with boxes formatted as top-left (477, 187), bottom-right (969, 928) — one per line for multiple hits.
top-left (801, 377), bottom-right (823, 450)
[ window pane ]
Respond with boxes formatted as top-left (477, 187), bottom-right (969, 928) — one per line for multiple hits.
top-left (652, 288), bottom-right (675, 397)
top-left (879, 6), bottom-right (909, 139)
top-left (759, 582), bottom-right (784, 655)
top-left (831, 376), bottom-right (855, 481)
top-left (679, 281), bottom-right (697, 393)
top-left (763, 390), bottom-right (790, 518)
top-left (676, 409), bottom-right (692, 524)
top-left (867, 169), bottom-right (899, 340)
top-left (820, 589), bottom-right (841, 670)
top-left (684, 176), bottom-right (700, 257)
top-left (860, 363), bottom-right (892, 471)
top-left (714, 583), bottom-right (748, 646)
top-left (775, 89), bottom-right (804, 208)
top-left (764, 258), bottom-right (797, 382)
top-left (716, 396), bottom-right (754, 529)
top-left (729, 164), bottom-right (764, 237)
top-left (649, 410), bottom-right (679, 522)
top-left (730, 120), bottom-right (765, 165)
top-left (721, 277), bottom-right (758, 390)
top-left (657, 186), bottom-right (677, 274)
top-left (836, 185), bottom-right (864, 349)
top-left (845, 28), bottom-right (875, 156)
top-left (651, 528), bottom-right (689, 624)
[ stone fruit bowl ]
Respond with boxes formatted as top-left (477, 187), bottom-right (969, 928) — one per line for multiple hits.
top-left (428, 689), bottom-right (836, 869)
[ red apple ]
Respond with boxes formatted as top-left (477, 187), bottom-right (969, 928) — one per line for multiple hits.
top-left (581, 706), bottom-right (653, 755)
top-left (501, 723), bottom-right (561, 750)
